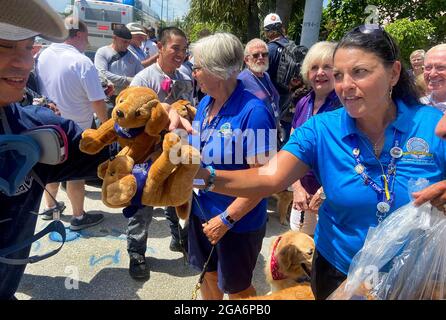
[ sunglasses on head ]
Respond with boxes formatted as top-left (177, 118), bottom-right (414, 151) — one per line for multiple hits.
top-left (352, 24), bottom-right (397, 61)
top-left (250, 52), bottom-right (269, 59)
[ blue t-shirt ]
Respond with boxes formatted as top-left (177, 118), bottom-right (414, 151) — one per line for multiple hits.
top-left (282, 100), bottom-right (446, 274)
top-left (191, 81), bottom-right (276, 233)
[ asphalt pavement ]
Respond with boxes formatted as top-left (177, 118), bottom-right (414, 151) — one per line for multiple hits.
top-left (16, 184), bottom-right (291, 300)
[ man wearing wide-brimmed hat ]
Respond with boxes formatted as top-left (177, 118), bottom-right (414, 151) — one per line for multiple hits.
top-left (0, 0), bottom-right (110, 300)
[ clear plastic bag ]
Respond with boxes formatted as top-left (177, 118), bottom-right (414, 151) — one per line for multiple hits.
top-left (328, 202), bottom-right (446, 300)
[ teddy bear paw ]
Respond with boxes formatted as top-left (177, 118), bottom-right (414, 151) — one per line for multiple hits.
top-left (162, 132), bottom-right (182, 154)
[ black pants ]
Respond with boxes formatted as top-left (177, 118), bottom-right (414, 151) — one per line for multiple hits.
top-left (127, 206), bottom-right (188, 256)
top-left (311, 249), bottom-right (347, 300)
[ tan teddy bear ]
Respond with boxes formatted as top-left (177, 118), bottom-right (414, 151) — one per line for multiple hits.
top-left (79, 86), bottom-right (199, 219)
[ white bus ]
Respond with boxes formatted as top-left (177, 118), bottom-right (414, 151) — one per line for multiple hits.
top-left (73, 0), bottom-right (160, 51)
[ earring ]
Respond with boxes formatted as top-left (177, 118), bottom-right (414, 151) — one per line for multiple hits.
top-left (389, 86), bottom-right (393, 98)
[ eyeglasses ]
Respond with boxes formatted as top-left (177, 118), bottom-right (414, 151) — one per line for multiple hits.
top-left (249, 52), bottom-right (269, 59)
top-left (192, 65), bottom-right (203, 73)
top-left (352, 24), bottom-right (397, 61)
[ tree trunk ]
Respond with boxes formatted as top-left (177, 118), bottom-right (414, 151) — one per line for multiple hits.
top-left (247, 0), bottom-right (260, 41)
top-left (275, 0), bottom-right (294, 29)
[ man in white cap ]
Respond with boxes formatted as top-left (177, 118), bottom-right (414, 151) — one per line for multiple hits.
top-left (126, 22), bottom-right (158, 67)
top-left (263, 13), bottom-right (306, 146)
top-left (0, 0), bottom-right (113, 299)
top-left (263, 13), bottom-right (288, 96)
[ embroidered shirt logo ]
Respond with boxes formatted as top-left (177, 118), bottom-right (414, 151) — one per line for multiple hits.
top-left (405, 137), bottom-right (432, 159)
top-left (218, 122), bottom-right (232, 138)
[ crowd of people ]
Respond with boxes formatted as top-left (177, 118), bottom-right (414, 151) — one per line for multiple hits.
top-left (1, 0), bottom-right (446, 301)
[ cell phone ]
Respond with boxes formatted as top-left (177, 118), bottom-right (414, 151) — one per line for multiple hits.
top-left (22, 125), bottom-right (68, 165)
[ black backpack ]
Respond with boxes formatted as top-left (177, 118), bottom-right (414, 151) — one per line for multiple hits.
top-left (272, 40), bottom-right (308, 91)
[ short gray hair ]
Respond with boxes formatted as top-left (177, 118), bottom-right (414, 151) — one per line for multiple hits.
top-left (244, 38), bottom-right (268, 56)
top-left (301, 41), bottom-right (337, 84)
top-left (426, 44), bottom-right (446, 56)
top-left (410, 49), bottom-right (425, 60)
top-left (191, 32), bottom-right (244, 80)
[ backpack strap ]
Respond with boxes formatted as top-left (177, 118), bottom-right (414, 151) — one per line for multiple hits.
top-left (0, 220), bottom-right (66, 265)
top-left (0, 107), bottom-right (66, 265)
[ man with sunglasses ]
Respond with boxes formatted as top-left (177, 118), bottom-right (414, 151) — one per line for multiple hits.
top-left (238, 38), bottom-right (280, 124)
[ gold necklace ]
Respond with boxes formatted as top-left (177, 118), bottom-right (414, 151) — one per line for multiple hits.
top-left (371, 133), bottom-right (385, 156)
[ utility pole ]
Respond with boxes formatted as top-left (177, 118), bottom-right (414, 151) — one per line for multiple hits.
top-left (166, 0), bottom-right (169, 23)
top-left (300, 0), bottom-right (324, 49)
top-left (161, 0), bottom-right (164, 22)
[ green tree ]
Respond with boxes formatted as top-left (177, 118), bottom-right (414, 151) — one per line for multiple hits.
top-left (384, 18), bottom-right (436, 67)
top-left (323, 0), bottom-right (446, 43)
top-left (184, 0), bottom-right (305, 43)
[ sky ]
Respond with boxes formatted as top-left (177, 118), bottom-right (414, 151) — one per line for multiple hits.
top-left (47, 0), bottom-right (190, 21)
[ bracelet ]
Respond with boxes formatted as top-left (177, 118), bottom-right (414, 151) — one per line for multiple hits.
top-left (219, 210), bottom-right (236, 229)
top-left (203, 165), bottom-right (216, 193)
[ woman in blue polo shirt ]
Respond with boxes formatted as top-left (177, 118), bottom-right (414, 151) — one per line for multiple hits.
top-left (194, 25), bottom-right (446, 299)
top-left (189, 32), bottom-right (276, 300)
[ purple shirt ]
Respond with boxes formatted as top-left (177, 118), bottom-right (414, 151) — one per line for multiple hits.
top-left (291, 90), bottom-right (341, 194)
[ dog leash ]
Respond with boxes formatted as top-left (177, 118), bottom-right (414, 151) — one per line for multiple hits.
top-left (191, 192), bottom-right (215, 300)
top-left (177, 221), bottom-right (189, 266)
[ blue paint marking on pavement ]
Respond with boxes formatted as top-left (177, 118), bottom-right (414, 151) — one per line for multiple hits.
top-left (89, 250), bottom-right (121, 267)
top-left (145, 247), bottom-right (156, 255)
top-left (49, 227), bottom-right (80, 242)
top-left (31, 240), bottom-right (41, 253)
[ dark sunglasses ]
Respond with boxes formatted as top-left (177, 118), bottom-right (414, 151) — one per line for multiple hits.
top-left (352, 24), bottom-right (397, 61)
top-left (250, 52), bottom-right (269, 59)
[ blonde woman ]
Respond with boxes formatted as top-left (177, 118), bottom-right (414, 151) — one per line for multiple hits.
top-left (289, 41), bottom-right (341, 235)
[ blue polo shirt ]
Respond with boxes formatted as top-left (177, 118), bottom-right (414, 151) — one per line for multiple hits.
top-left (282, 100), bottom-right (446, 274)
top-left (191, 81), bottom-right (276, 232)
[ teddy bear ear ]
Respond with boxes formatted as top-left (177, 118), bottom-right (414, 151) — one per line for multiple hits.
top-left (186, 105), bottom-right (197, 120)
top-left (144, 102), bottom-right (170, 136)
top-left (115, 89), bottom-right (127, 105)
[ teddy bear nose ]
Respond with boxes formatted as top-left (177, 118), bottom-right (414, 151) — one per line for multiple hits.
top-left (115, 110), bottom-right (125, 118)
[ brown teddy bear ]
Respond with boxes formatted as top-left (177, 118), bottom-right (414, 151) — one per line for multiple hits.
top-left (79, 86), bottom-right (199, 219)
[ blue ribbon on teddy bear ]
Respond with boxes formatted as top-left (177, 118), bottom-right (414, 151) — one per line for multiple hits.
top-left (122, 159), bottom-right (153, 218)
top-left (114, 123), bottom-right (145, 139)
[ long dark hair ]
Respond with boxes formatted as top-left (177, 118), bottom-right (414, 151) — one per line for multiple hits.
top-left (334, 25), bottom-right (419, 107)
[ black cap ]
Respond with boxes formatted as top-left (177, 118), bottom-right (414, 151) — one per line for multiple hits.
top-left (113, 26), bottom-right (132, 40)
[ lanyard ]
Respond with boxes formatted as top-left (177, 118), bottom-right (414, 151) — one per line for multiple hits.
top-left (200, 101), bottom-right (223, 149)
top-left (248, 70), bottom-right (279, 119)
top-left (305, 94), bottom-right (336, 121)
top-left (352, 130), bottom-right (403, 223)
top-left (305, 98), bottom-right (314, 121)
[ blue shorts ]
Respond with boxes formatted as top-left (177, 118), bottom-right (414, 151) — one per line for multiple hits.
top-left (188, 213), bottom-right (266, 294)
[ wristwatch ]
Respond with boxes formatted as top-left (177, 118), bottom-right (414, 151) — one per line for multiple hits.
top-left (219, 210), bottom-right (236, 229)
